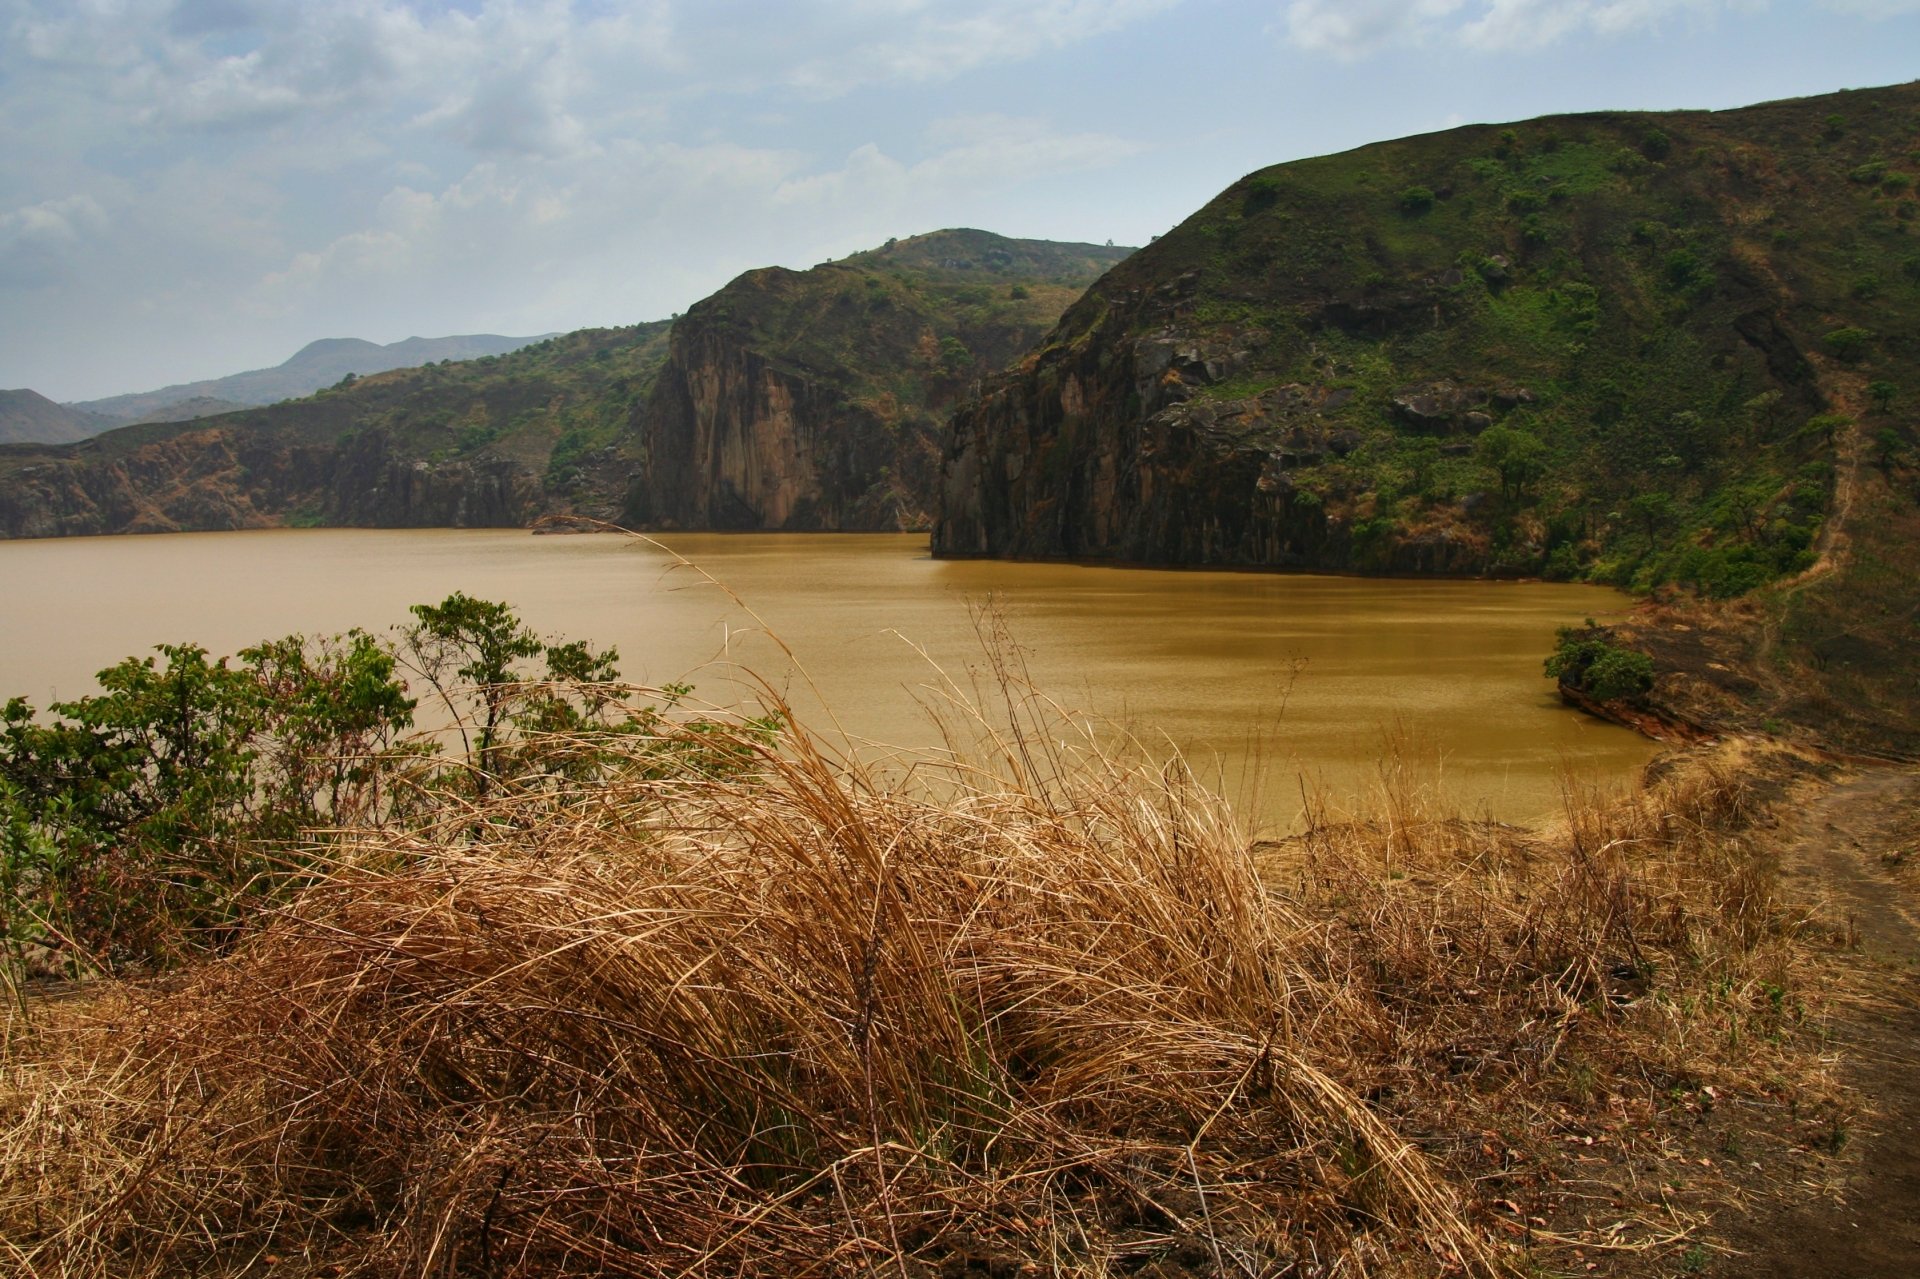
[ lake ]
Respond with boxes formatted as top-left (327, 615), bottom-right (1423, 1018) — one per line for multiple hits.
top-left (0, 528), bottom-right (1657, 829)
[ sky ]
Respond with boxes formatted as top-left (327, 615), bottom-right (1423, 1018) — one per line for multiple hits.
top-left (3, 1), bottom-right (1918, 402)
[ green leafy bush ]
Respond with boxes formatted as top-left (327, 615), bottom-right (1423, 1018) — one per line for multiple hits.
top-left (1, 598), bottom-right (776, 977)
top-left (1822, 327), bottom-right (1872, 361)
top-left (1243, 174), bottom-right (1281, 214)
top-left (1545, 623), bottom-right (1655, 701)
top-left (1663, 248), bottom-right (1708, 290)
top-left (1, 634), bottom-right (415, 969)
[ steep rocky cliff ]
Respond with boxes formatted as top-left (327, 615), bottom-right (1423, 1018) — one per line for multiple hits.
top-left (630, 230), bottom-right (1130, 531)
top-left (936, 84), bottom-right (1918, 594)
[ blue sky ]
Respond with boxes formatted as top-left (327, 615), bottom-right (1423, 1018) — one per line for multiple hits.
top-left (3, 0), bottom-right (1917, 401)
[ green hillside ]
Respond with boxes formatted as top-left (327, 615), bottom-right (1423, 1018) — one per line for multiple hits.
top-left (0, 322), bottom-right (673, 535)
top-left (936, 83), bottom-right (1920, 752)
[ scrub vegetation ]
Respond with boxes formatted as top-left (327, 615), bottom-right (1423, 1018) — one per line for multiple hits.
top-left (0, 611), bottom-right (1849, 1278)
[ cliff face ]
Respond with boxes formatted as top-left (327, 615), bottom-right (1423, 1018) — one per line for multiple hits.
top-left (630, 230), bottom-right (1132, 532)
top-left (632, 324), bottom-right (937, 531)
top-left (936, 289), bottom-right (1496, 572)
top-left (936, 84), bottom-right (1918, 591)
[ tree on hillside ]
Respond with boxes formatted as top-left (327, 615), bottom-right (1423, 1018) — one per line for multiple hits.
top-left (1475, 425), bottom-right (1547, 504)
top-left (1628, 491), bottom-right (1675, 546)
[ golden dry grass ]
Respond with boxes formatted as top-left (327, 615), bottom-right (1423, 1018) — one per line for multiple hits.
top-left (0, 695), bottom-right (1831, 1279)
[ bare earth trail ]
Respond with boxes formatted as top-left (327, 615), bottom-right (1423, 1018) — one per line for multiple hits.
top-left (1708, 767), bottom-right (1920, 1277)
top-left (1746, 352), bottom-right (1865, 711)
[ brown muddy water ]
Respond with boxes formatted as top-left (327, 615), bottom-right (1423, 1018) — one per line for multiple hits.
top-left (0, 528), bottom-right (1657, 830)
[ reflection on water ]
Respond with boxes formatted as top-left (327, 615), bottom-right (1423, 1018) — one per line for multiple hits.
top-left (0, 528), bottom-right (1656, 828)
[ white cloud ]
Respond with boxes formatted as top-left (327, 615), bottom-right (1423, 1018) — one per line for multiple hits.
top-left (0, 194), bottom-right (107, 286)
top-left (778, 0), bottom-right (1185, 94)
top-left (1282, 1), bottom-right (1464, 59)
top-left (1279, 0), bottom-right (1765, 56)
top-left (251, 109), bottom-right (1139, 331)
top-left (1459, 0), bottom-right (1745, 50)
top-left (776, 115), bottom-right (1136, 208)
top-left (1818, 0), bottom-right (1920, 14)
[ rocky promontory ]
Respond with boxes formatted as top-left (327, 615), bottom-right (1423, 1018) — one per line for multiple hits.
top-left (629, 230), bottom-right (1131, 531)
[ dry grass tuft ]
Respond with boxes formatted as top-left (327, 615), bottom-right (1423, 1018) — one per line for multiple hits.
top-left (0, 699), bottom-right (1827, 1278)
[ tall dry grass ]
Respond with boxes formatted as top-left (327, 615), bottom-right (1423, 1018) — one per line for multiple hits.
top-left (0, 689), bottom-right (1818, 1278)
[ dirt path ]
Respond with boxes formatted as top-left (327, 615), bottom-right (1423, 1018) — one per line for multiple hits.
top-left (1708, 767), bottom-right (1920, 1277)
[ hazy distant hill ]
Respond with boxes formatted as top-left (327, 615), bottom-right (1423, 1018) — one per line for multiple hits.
top-left (71, 333), bottom-right (557, 425)
top-left (122, 396), bottom-right (250, 425)
top-left (0, 389), bottom-right (113, 445)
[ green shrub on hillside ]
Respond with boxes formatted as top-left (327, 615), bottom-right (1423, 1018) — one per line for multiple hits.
top-left (1823, 327), bottom-right (1872, 361)
top-left (1545, 623), bottom-right (1656, 701)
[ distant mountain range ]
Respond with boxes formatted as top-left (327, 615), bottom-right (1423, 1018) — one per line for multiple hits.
top-left (0, 333), bottom-right (557, 445)
top-left (0, 390), bottom-right (113, 446)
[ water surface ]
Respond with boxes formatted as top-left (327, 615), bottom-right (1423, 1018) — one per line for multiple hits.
top-left (0, 529), bottom-right (1655, 828)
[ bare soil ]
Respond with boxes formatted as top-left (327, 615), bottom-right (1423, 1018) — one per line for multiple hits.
top-left (1702, 767), bottom-right (1920, 1278)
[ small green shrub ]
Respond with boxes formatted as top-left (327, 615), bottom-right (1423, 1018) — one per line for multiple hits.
top-left (1398, 185), bottom-right (1436, 214)
top-left (1822, 327), bottom-right (1872, 361)
top-left (1545, 623), bottom-right (1656, 701)
top-left (1243, 174), bottom-right (1281, 214)
top-left (1663, 248), bottom-right (1708, 291)
top-left (1506, 189), bottom-right (1547, 215)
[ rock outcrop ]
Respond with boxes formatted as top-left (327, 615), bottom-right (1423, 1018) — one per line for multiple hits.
top-left (627, 270), bottom-right (942, 531)
top-left (630, 230), bottom-right (1131, 532)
